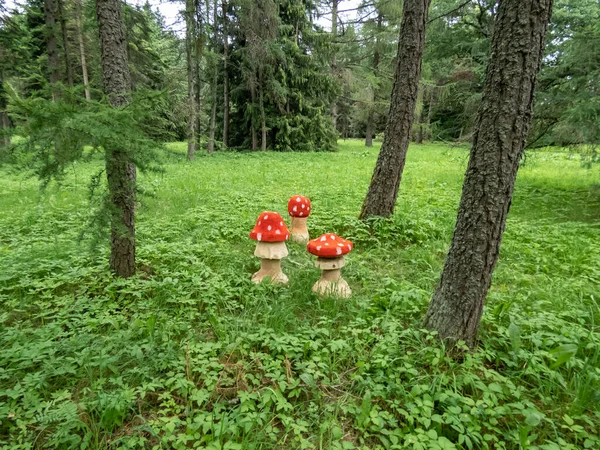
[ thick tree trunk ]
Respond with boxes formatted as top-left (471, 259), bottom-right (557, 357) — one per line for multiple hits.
top-left (75, 0), bottom-right (90, 100)
top-left (330, 0), bottom-right (338, 131)
top-left (423, 0), bottom-right (553, 345)
top-left (359, 0), bottom-right (431, 219)
top-left (45, 0), bottom-right (61, 97)
top-left (185, 0), bottom-right (200, 161)
top-left (57, 0), bottom-right (73, 87)
top-left (222, 0), bottom-right (229, 148)
top-left (96, 0), bottom-right (136, 278)
top-left (207, 0), bottom-right (218, 154)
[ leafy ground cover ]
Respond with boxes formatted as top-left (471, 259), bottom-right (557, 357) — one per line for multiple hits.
top-left (0, 140), bottom-right (599, 449)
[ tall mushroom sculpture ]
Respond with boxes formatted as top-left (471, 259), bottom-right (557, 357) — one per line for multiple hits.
top-left (307, 233), bottom-right (353, 298)
top-left (249, 212), bottom-right (290, 284)
top-left (288, 195), bottom-right (311, 244)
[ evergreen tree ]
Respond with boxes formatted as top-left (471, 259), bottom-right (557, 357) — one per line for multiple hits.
top-left (424, 0), bottom-right (553, 344)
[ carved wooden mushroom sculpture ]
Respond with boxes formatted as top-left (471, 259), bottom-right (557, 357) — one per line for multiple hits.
top-left (249, 212), bottom-right (290, 284)
top-left (307, 233), bottom-right (353, 298)
top-left (288, 195), bottom-right (311, 243)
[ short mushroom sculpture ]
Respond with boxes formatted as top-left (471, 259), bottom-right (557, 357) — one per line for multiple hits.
top-left (249, 212), bottom-right (290, 284)
top-left (288, 195), bottom-right (311, 244)
top-left (307, 233), bottom-right (353, 298)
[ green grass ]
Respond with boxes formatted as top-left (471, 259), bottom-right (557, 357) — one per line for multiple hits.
top-left (0, 140), bottom-right (599, 449)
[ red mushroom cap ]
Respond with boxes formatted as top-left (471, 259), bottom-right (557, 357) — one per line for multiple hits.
top-left (307, 233), bottom-right (353, 258)
top-left (249, 212), bottom-right (290, 242)
top-left (288, 195), bottom-right (311, 218)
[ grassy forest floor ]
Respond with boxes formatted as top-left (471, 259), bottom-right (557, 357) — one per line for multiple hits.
top-left (0, 140), bottom-right (599, 449)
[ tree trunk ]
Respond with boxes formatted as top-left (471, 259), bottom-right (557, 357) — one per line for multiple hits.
top-left (96, 0), bottom-right (136, 278)
top-left (365, 114), bottom-right (373, 147)
top-left (423, 0), bottom-right (553, 345)
top-left (207, 0), bottom-right (218, 154)
top-left (0, 62), bottom-right (10, 148)
top-left (185, 0), bottom-right (200, 161)
top-left (365, 12), bottom-right (382, 148)
top-left (359, 0), bottom-right (431, 219)
top-left (330, 0), bottom-right (338, 131)
top-left (57, 0), bottom-right (73, 87)
top-left (259, 67), bottom-right (266, 151)
top-left (45, 0), bottom-right (61, 97)
top-left (75, 0), bottom-right (91, 100)
top-left (222, 0), bottom-right (229, 148)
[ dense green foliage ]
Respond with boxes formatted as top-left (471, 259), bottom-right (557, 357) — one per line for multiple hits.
top-left (1, 140), bottom-right (598, 448)
top-left (3, 0), bottom-right (598, 153)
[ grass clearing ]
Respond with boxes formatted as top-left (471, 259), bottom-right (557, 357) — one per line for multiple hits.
top-left (1, 140), bottom-right (599, 449)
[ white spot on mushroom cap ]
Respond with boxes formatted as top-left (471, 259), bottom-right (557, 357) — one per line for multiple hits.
top-left (325, 242), bottom-right (329, 246)
top-left (347, 244), bottom-right (352, 250)
top-left (301, 204), bottom-right (305, 209)
top-left (280, 221), bottom-right (283, 226)
top-left (336, 248), bottom-right (342, 255)
top-left (258, 221), bottom-right (261, 225)
top-left (267, 225), bottom-right (272, 231)
top-left (299, 212), bottom-right (304, 217)
top-left (257, 233), bottom-right (262, 241)
top-left (320, 236), bottom-right (327, 242)
top-left (296, 197), bottom-right (301, 202)
top-left (264, 215), bottom-right (269, 220)
top-left (337, 243), bottom-right (344, 247)
top-left (330, 235), bottom-right (336, 240)
top-left (316, 245), bottom-right (322, 251)
top-left (285, 234), bottom-right (289, 239)
top-left (307, 206), bottom-right (310, 211)
top-left (275, 229), bottom-right (281, 235)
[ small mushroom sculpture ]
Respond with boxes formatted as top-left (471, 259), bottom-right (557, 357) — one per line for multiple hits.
top-left (288, 195), bottom-right (311, 243)
top-left (249, 211), bottom-right (290, 284)
top-left (307, 233), bottom-right (353, 298)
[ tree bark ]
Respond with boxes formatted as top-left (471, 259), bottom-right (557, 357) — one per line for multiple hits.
top-left (57, 0), bottom-right (73, 87)
top-left (0, 60), bottom-right (10, 148)
top-left (222, 0), bottom-right (229, 148)
top-left (330, 0), bottom-right (338, 131)
top-left (185, 0), bottom-right (200, 161)
top-left (259, 67), bottom-right (266, 151)
top-left (365, 115), bottom-right (373, 147)
top-left (359, 0), bottom-right (431, 219)
top-left (207, 0), bottom-right (218, 154)
top-left (423, 0), bottom-right (553, 345)
top-left (96, 0), bottom-right (136, 278)
top-left (44, 0), bottom-right (61, 97)
top-left (75, 0), bottom-right (90, 100)
top-left (365, 11), bottom-right (382, 148)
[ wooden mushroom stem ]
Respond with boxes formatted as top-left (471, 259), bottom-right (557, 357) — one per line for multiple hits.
top-left (290, 216), bottom-right (309, 243)
top-left (312, 256), bottom-right (351, 298)
top-left (252, 242), bottom-right (288, 284)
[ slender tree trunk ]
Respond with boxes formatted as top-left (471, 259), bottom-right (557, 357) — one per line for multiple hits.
top-left (0, 61), bottom-right (10, 148)
top-left (330, 0), bottom-right (338, 131)
top-left (207, 0), bottom-right (218, 154)
top-left (259, 67), bottom-right (266, 151)
top-left (96, 0), bottom-right (136, 278)
top-left (75, 0), bottom-right (91, 100)
top-left (423, 0), bottom-right (553, 345)
top-left (57, 0), bottom-right (73, 87)
top-left (185, 0), bottom-right (200, 161)
top-left (365, 115), bottom-right (373, 147)
top-left (365, 12), bottom-right (382, 148)
top-left (359, 0), bottom-right (431, 219)
top-left (45, 0), bottom-right (61, 98)
top-left (222, 0), bottom-right (229, 148)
